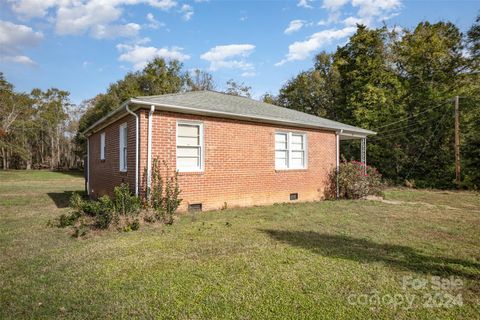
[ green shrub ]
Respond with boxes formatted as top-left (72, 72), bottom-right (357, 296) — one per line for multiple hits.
top-left (114, 183), bottom-right (141, 216)
top-left (95, 195), bottom-right (115, 229)
top-left (330, 160), bottom-right (384, 199)
top-left (122, 219), bottom-right (140, 232)
top-left (130, 219), bottom-right (140, 231)
top-left (59, 184), bottom-right (144, 235)
top-left (81, 200), bottom-right (101, 216)
top-left (69, 192), bottom-right (84, 211)
top-left (58, 211), bottom-right (81, 228)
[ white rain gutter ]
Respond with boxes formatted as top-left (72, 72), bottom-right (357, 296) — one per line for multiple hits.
top-left (336, 129), bottom-right (343, 199)
top-left (146, 105), bottom-right (155, 196)
top-left (125, 105), bottom-right (139, 196)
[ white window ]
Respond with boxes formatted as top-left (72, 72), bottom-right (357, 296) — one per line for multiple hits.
top-left (119, 123), bottom-right (127, 171)
top-left (275, 132), bottom-right (307, 169)
top-left (100, 132), bottom-right (106, 160)
top-left (176, 121), bottom-right (203, 172)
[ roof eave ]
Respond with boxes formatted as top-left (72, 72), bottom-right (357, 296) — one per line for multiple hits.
top-left (83, 99), bottom-right (134, 136)
top-left (130, 98), bottom-right (375, 136)
top-left (83, 97), bottom-right (376, 137)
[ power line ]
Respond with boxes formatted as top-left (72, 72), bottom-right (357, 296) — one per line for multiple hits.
top-left (370, 115), bottom-right (450, 142)
top-left (372, 99), bottom-right (452, 131)
top-left (404, 108), bottom-right (452, 180)
top-left (376, 119), bottom-right (433, 136)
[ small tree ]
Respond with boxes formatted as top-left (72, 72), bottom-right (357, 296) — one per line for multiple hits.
top-left (163, 163), bottom-right (182, 224)
top-left (145, 158), bottom-right (182, 224)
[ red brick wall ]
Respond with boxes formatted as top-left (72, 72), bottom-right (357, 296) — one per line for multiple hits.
top-left (89, 110), bottom-right (336, 210)
top-left (138, 111), bottom-right (336, 211)
top-left (88, 112), bottom-right (140, 198)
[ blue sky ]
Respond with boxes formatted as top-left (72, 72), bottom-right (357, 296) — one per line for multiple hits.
top-left (1, 0), bottom-right (478, 104)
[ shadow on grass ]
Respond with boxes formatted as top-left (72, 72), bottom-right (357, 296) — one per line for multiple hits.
top-left (52, 170), bottom-right (84, 178)
top-left (47, 190), bottom-right (84, 208)
top-left (261, 229), bottom-right (480, 280)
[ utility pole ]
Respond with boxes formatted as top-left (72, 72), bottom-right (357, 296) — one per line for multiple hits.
top-left (454, 96), bottom-right (461, 188)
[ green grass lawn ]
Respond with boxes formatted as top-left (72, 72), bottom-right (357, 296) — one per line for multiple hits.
top-left (1, 171), bottom-right (479, 319)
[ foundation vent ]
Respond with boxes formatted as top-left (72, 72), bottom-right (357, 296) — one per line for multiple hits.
top-left (188, 203), bottom-right (203, 212)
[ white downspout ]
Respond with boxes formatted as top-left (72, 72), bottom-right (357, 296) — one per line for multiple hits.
top-left (125, 105), bottom-right (139, 196)
top-left (146, 105), bottom-right (155, 196)
top-left (336, 129), bottom-right (343, 199)
top-left (87, 136), bottom-right (90, 196)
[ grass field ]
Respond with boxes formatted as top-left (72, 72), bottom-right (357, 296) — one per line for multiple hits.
top-left (0, 171), bottom-right (479, 319)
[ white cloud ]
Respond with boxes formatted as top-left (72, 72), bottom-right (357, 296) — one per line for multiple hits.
top-left (278, 0), bottom-right (402, 65)
top-left (318, 11), bottom-right (340, 26)
top-left (352, 0), bottom-right (401, 19)
top-left (276, 27), bottom-right (355, 65)
top-left (285, 20), bottom-right (306, 34)
top-left (201, 44), bottom-right (255, 71)
top-left (343, 16), bottom-right (367, 26)
top-left (181, 4), bottom-right (193, 21)
top-left (0, 20), bottom-right (43, 64)
top-left (91, 23), bottom-right (141, 39)
top-left (3, 55), bottom-right (36, 65)
top-left (0, 20), bottom-right (43, 50)
top-left (9, 0), bottom-right (62, 18)
top-left (117, 43), bottom-right (190, 70)
top-left (148, 0), bottom-right (177, 10)
top-left (321, 0), bottom-right (401, 27)
top-left (8, 0), bottom-right (179, 39)
top-left (322, 0), bottom-right (350, 10)
top-left (297, 0), bottom-right (313, 8)
top-left (241, 71), bottom-right (256, 77)
top-left (146, 12), bottom-right (165, 29)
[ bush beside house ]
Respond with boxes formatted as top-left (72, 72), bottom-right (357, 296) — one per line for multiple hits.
top-left (55, 158), bottom-right (182, 237)
top-left (330, 160), bottom-right (384, 199)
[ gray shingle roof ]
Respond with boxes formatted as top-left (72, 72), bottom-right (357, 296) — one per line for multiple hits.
top-left (132, 91), bottom-right (375, 135)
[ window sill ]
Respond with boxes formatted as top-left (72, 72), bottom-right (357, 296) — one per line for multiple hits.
top-left (178, 170), bottom-right (204, 176)
top-left (275, 168), bottom-right (308, 173)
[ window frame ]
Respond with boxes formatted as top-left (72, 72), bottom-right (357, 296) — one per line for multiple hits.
top-left (274, 131), bottom-right (308, 170)
top-left (176, 120), bottom-right (204, 172)
top-left (119, 123), bottom-right (128, 172)
top-left (100, 132), bottom-right (106, 160)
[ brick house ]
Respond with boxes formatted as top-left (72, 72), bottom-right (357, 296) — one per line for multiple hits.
top-left (84, 91), bottom-right (375, 211)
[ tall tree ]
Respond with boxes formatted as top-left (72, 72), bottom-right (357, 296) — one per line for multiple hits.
top-left (276, 52), bottom-right (341, 119)
top-left (224, 79), bottom-right (252, 97)
top-left (187, 69), bottom-right (215, 91)
top-left (461, 15), bottom-right (480, 188)
top-left (333, 26), bottom-right (405, 179)
top-left (76, 57), bottom-right (190, 153)
top-left (393, 21), bottom-right (466, 187)
top-left (32, 88), bottom-right (70, 169)
top-left (0, 73), bottom-right (32, 170)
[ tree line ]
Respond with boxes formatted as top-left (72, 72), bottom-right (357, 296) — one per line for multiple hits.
top-left (0, 62), bottom-right (250, 171)
top-left (268, 18), bottom-right (480, 189)
top-left (1, 16), bottom-right (478, 189)
top-left (0, 76), bottom-right (82, 170)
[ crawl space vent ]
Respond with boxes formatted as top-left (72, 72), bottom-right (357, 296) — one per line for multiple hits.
top-left (188, 203), bottom-right (203, 212)
top-left (290, 193), bottom-right (299, 201)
